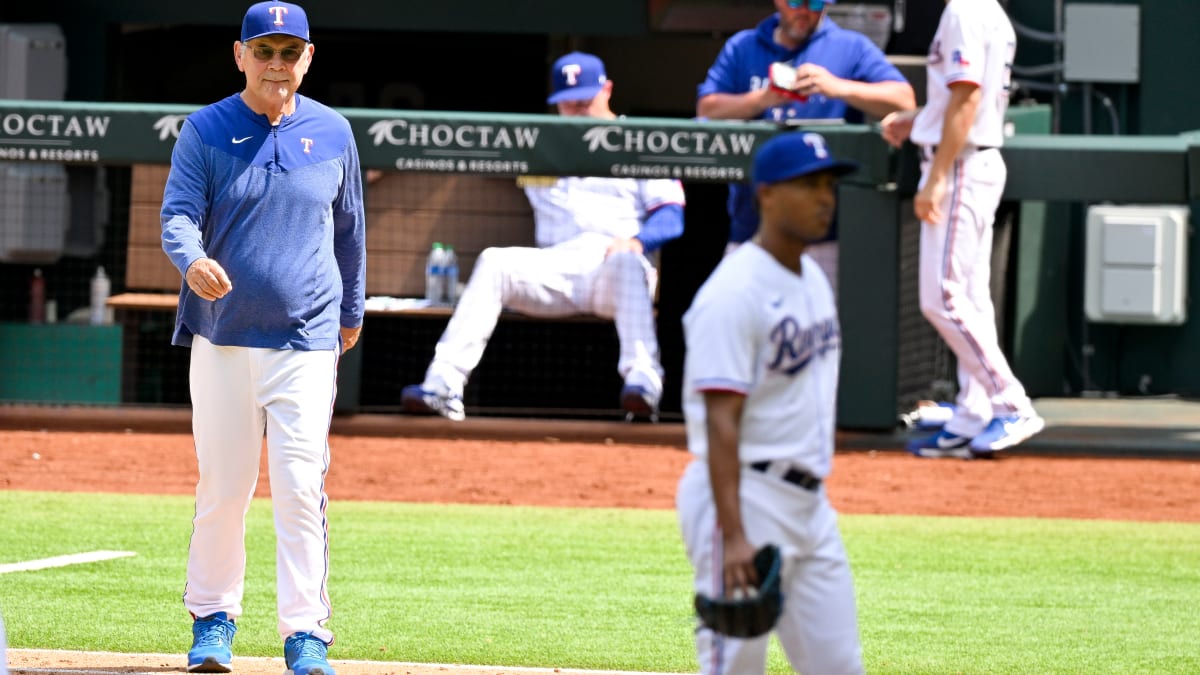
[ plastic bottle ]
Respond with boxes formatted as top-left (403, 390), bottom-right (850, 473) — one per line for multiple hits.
top-left (425, 242), bottom-right (446, 304)
top-left (442, 245), bottom-right (459, 306)
top-left (90, 266), bottom-right (111, 325)
top-left (29, 268), bottom-right (45, 324)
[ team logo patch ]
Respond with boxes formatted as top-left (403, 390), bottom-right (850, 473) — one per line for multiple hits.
top-left (952, 49), bottom-right (971, 67)
top-left (768, 316), bottom-right (840, 375)
top-left (301, 137), bottom-right (314, 153)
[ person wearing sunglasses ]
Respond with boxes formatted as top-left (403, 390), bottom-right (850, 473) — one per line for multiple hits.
top-left (697, 0), bottom-right (915, 298)
top-left (161, 2), bottom-right (365, 673)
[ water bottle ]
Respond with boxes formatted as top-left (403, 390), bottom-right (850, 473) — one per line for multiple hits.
top-left (90, 266), bottom-right (111, 325)
top-left (442, 245), bottom-right (459, 306)
top-left (425, 242), bottom-right (446, 304)
top-left (29, 268), bottom-right (45, 324)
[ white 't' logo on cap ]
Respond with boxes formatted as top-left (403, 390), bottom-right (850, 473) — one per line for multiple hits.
top-left (561, 64), bottom-right (582, 86)
top-left (269, 6), bottom-right (288, 26)
top-left (802, 132), bottom-right (829, 159)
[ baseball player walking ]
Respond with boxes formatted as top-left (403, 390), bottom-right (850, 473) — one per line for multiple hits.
top-left (881, 0), bottom-right (1044, 457)
top-left (401, 52), bottom-right (685, 422)
top-left (697, 0), bottom-right (915, 295)
top-left (161, 3), bottom-right (364, 673)
top-left (676, 132), bottom-right (863, 674)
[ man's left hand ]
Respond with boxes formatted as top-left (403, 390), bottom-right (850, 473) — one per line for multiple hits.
top-left (792, 63), bottom-right (845, 100)
top-left (341, 325), bottom-right (362, 353)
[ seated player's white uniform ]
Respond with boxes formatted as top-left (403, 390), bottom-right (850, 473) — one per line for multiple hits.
top-left (420, 175), bottom-right (685, 408)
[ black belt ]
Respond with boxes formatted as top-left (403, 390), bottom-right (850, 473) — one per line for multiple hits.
top-left (925, 144), bottom-right (996, 155)
top-left (748, 461), bottom-right (822, 491)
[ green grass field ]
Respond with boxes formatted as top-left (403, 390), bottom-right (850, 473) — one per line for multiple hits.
top-left (1, 491), bottom-right (1198, 673)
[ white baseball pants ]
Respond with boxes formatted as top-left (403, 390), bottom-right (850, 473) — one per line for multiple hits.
top-left (677, 460), bottom-right (864, 675)
top-left (184, 336), bottom-right (337, 644)
top-left (425, 236), bottom-right (663, 398)
top-left (919, 149), bottom-right (1035, 436)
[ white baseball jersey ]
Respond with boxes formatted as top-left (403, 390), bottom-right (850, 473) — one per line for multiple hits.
top-left (910, 0), bottom-right (1015, 148)
top-left (681, 243), bottom-right (840, 476)
top-left (524, 176), bottom-right (684, 247)
top-left (677, 243), bottom-right (863, 673)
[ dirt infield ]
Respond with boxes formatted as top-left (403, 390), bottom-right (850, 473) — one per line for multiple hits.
top-left (3, 423), bottom-right (1199, 674)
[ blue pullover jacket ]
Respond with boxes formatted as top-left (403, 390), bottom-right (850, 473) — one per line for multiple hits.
top-left (162, 93), bottom-right (366, 351)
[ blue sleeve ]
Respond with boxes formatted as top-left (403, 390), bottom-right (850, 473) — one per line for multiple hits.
top-left (849, 35), bottom-right (908, 84)
top-left (161, 120), bottom-right (210, 279)
top-left (333, 132), bottom-right (366, 328)
top-left (635, 203), bottom-right (685, 253)
top-left (697, 34), bottom-right (748, 99)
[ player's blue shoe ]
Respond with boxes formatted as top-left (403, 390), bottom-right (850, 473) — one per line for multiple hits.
top-left (906, 429), bottom-right (973, 459)
top-left (187, 612), bottom-right (236, 673)
top-left (401, 384), bottom-right (466, 421)
top-left (620, 384), bottom-right (659, 422)
top-left (284, 632), bottom-right (335, 675)
top-left (969, 413), bottom-right (1046, 455)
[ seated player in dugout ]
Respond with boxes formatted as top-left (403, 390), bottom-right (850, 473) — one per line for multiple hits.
top-left (401, 52), bottom-right (686, 422)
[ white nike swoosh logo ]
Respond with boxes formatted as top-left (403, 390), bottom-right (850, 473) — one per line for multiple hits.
top-left (232, 136), bottom-right (252, 144)
top-left (937, 434), bottom-right (968, 449)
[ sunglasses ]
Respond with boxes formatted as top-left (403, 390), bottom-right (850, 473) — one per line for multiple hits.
top-left (786, 0), bottom-right (826, 10)
top-left (247, 43), bottom-right (306, 64)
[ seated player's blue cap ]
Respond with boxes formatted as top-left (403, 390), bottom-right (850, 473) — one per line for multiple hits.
top-left (752, 132), bottom-right (858, 185)
top-left (548, 52), bottom-right (608, 104)
top-left (242, 1), bottom-right (310, 42)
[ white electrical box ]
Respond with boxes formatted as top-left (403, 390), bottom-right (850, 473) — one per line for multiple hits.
top-left (0, 23), bottom-right (67, 99)
top-left (0, 162), bottom-right (70, 263)
top-left (1064, 4), bottom-right (1140, 83)
top-left (1085, 205), bottom-right (1189, 325)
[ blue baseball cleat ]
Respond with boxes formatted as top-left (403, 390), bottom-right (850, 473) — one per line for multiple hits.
top-left (187, 612), bottom-right (236, 673)
top-left (401, 384), bottom-right (466, 421)
top-left (620, 384), bottom-right (659, 422)
top-left (969, 413), bottom-right (1046, 455)
top-left (285, 632), bottom-right (335, 675)
top-left (906, 429), bottom-right (973, 459)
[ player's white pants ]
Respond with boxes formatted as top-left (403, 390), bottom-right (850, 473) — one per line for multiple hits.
top-left (677, 460), bottom-right (864, 675)
top-left (184, 336), bottom-right (337, 645)
top-left (426, 236), bottom-right (663, 399)
top-left (0, 610), bottom-right (8, 675)
top-left (918, 149), bottom-right (1034, 436)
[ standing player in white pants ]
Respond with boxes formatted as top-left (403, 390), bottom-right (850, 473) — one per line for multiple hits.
top-left (677, 131), bottom-right (862, 674)
top-left (161, 3), bottom-right (365, 673)
top-left (881, 0), bottom-right (1044, 457)
top-left (401, 52), bottom-right (685, 422)
top-left (0, 610), bottom-right (8, 675)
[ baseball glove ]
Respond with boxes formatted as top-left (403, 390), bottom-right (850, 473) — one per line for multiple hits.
top-left (693, 544), bottom-right (784, 638)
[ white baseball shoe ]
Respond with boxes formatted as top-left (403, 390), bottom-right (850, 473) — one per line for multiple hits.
top-left (968, 413), bottom-right (1046, 455)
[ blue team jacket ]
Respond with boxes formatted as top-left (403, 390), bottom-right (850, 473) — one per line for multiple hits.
top-left (161, 93), bottom-right (366, 351)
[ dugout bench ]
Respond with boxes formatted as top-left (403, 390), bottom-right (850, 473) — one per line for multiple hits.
top-left (111, 166), bottom-right (641, 418)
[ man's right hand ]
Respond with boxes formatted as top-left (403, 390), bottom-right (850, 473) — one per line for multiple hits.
top-left (721, 533), bottom-right (760, 599)
top-left (185, 258), bottom-right (233, 301)
top-left (880, 109), bottom-right (918, 148)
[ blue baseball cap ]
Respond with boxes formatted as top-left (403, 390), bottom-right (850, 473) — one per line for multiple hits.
top-left (752, 132), bottom-right (857, 185)
top-left (242, 2), bottom-right (310, 42)
top-left (548, 52), bottom-right (608, 104)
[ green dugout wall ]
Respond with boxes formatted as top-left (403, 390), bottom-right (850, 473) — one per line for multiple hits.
top-left (1, 100), bottom-right (1195, 427)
